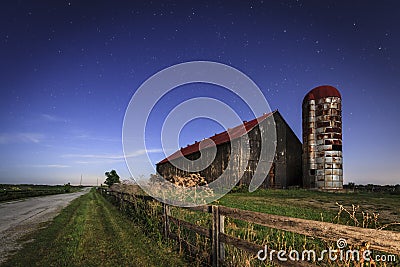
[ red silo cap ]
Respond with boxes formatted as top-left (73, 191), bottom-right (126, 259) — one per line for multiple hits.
top-left (303, 85), bottom-right (341, 103)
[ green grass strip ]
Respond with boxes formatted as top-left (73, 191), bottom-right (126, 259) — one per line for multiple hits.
top-left (3, 189), bottom-right (187, 267)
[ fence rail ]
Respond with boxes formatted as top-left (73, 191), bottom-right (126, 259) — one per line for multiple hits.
top-left (98, 188), bottom-right (400, 267)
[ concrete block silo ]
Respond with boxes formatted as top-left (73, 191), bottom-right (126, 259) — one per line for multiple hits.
top-left (302, 85), bottom-right (343, 190)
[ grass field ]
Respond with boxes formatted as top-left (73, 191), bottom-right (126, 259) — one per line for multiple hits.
top-left (0, 184), bottom-right (81, 202)
top-left (2, 189), bottom-right (187, 267)
top-left (218, 188), bottom-right (400, 230)
top-left (164, 188), bottom-right (400, 266)
top-left (3, 187), bottom-right (398, 267)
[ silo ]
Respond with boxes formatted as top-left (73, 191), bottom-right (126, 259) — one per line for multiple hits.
top-left (302, 85), bottom-right (343, 190)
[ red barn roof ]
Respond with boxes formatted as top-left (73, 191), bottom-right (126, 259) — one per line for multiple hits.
top-left (303, 85), bottom-right (341, 102)
top-left (157, 111), bottom-right (275, 164)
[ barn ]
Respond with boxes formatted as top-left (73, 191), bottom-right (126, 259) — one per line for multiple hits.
top-left (156, 110), bottom-right (302, 189)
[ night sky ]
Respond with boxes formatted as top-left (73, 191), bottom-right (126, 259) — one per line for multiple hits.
top-left (1, 1), bottom-right (399, 185)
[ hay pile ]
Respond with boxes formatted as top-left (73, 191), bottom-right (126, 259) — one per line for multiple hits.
top-left (167, 173), bottom-right (207, 187)
top-left (146, 173), bottom-right (214, 205)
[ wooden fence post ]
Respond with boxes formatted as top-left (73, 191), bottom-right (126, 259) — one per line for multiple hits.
top-left (119, 192), bottom-right (122, 209)
top-left (211, 205), bottom-right (224, 267)
top-left (163, 203), bottom-right (170, 238)
top-left (219, 213), bottom-right (225, 262)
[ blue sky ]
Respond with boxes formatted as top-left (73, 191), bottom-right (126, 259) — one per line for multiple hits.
top-left (1, 1), bottom-right (399, 185)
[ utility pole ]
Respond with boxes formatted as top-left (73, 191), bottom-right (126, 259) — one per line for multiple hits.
top-left (80, 174), bottom-right (82, 187)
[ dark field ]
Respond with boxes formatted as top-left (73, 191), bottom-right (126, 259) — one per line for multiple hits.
top-left (0, 184), bottom-right (81, 202)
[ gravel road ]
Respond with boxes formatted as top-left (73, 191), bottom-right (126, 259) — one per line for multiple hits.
top-left (0, 187), bottom-right (91, 264)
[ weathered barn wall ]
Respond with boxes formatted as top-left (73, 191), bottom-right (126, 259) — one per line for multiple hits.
top-left (275, 112), bottom-right (303, 188)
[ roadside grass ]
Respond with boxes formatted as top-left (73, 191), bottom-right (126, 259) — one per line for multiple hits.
top-left (2, 189), bottom-right (188, 267)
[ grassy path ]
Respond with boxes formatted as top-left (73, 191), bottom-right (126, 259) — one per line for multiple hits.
top-left (3, 189), bottom-right (187, 267)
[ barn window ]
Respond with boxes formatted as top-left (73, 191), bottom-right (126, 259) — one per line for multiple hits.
top-left (332, 145), bottom-right (342, 151)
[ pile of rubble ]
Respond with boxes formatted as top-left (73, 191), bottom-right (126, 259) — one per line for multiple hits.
top-left (110, 180), bottom-right (143, 195)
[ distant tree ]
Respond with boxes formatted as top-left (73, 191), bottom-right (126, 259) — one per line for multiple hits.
top-left (64, 182), bottom-right (71, 193)
top-left (104, 170), bottom-right (121, 187)
top-left (348, 182), bottom-right (355, 190)
top-left (367, 184), bottom-right (375, 192)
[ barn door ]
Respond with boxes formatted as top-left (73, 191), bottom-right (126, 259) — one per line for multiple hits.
top-left (268, 163), bottom-right (275, 188)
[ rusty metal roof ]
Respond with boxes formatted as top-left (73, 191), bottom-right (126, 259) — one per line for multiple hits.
top-left (157, 111), bottom-right (275, 165)
top-left (303, 85), bottom-right (341, 102)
